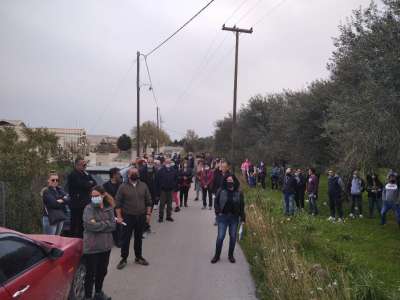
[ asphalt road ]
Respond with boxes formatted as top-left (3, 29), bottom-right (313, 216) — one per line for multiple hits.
top-left (103, 191), bottom-right (257, 300)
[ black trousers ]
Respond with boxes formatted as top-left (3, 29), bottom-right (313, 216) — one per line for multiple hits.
top-left (258, 175), bottom-right (266, 189)
top-left (202, 187), bottom-right (213, 208)
top-left (295, 191), bottom-right (305, 209)
top-left (329, 194), bottom-right (343, 218)
top-left (159, 191), bottom-right (173, 220)
top-left (180, 187), bottom-right (189, 207)
top-left (84, 250), bottom-right (111, 298)
top-left (70, 207), bottom-right (85, 238)
top-left (121, 214), bottom-right (146, 259)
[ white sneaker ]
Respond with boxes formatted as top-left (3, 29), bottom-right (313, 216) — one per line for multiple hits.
top-left (359, 214), bottom-right (363, 218)
top-left (349, 213), bottom-right (355, 218)
top-left (337, 218), bottom-right (343, 223)
top-left (327, 216), bottom-right (335, 222)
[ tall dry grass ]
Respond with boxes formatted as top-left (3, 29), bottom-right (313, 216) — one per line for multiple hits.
top-left (242, 189), bottom-right (351, 300)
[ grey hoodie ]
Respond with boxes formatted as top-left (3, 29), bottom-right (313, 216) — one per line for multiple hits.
top-left (382, 183), bottom-right (400, 204)
top-left (83, 204), bottom-right (116, 254)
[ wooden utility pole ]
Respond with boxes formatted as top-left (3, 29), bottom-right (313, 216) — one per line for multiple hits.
top-left (136, 51), bottom-right (141, 157)
top-left (156, 106), bottom-right (160, 153)
top-left (222, 25), bottom-right (253, 171)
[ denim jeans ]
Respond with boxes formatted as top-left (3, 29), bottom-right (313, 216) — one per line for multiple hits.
top-left (351, 194), bottom-right (363, 215)
top-left (368, 195), bottom-right (382, 218)
top-left (381, 202), bottom-right (400, 225)
top-left (214, 214), bottom-right (239, 258)
top-left (283, 192), bottom-right (296, 215)
top-left (308, 193), bottom-right (318, 215)
top-left (42, 216), bottom-right (64, 235)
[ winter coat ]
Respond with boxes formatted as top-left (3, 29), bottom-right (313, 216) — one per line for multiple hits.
top-left (214, 176), bottom-right (245, 221)
top-left (83, 204), bottom-right (116, 254)
top-left (200, 169), bottom-right (214, 189)
top-left (67, 169), bottom-right (97, 209)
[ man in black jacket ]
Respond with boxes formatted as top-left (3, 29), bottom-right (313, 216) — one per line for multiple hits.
top-left (103, 167), bottom-right (122, 246)
top-left (282, 168), bottom-right (297, 216)
top-left (155, 158), bottom-right (178, 222)
top-left (67, 158), bottom-right (96, 238)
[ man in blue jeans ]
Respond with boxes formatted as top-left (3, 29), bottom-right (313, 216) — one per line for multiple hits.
top-left (212, 175), bottom-right (245, 264)
top-left (381, 172), bottom-right (400, 228)
top-left (282, 168), bottom-right (297, 216)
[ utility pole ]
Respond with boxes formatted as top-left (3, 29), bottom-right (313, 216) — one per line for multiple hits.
top-left (222, 24), bottom-right (253, 172)
top-left (156, 106), bottom-right (160, 153)
top-left (136, 51), bottom-right (141, 158)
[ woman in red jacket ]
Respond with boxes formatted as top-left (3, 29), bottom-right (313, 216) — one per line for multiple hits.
top-left (200, 163), bottom-right (214, 210)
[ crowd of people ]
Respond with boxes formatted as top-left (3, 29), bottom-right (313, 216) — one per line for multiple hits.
top-left (41, 152), bottom-right (245, 300)
top-left (240, 159), bottom-right (400, 227)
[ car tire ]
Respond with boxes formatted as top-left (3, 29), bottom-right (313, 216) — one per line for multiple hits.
top-left (68, 261), bottom-right (86, 300)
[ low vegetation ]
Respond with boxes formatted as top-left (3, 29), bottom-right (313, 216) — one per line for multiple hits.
top-left (241, 177), bottom-right (400, 300)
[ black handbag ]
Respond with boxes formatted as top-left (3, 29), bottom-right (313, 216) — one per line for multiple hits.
top-left (45, 206), bottom-right (67, 225)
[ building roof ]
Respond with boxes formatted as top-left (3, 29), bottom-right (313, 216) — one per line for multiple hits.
top-left (0, 119), bottom-right (26, 127)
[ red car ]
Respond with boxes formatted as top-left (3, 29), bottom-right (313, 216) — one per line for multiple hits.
top-left (0, 227), bottom-right (85, 300)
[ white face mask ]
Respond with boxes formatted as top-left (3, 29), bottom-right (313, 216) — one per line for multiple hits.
top-left (91, 196), bottom-right (102, 206)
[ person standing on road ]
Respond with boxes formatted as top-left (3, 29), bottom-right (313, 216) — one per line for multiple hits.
top-left (103, 167), bottom-right (122, 247)
top-left (307, 168), bottom-right (319, 216)
top-left (115, 168), bottom-right (152, 269)
top-left (178, 163), bottom-right (193, 208)
top-left (42, 172), bottom-right (69, 235)
top-left (211, 175), bottom-right (245, 264)
top-left (366, 173), bottom-right (383, 218)
top-left (194, 159), bottom-right (203, 201)
top-left (200, 163), bottom-right (214, 210)
top-left (67, 158), bottom-right (97, 238)
top-left (348, 170), bottom-right (365, 218)
top-left (282, 168), bottom-right (297, 216)
top-left (155, 158), bottom-right (178, 222)
top-left (381, 171), bottom-right (400, 228)
top-left (327, 170), bottom-right (344, 222)
top-left (83, 185), bottom-right (115, 300)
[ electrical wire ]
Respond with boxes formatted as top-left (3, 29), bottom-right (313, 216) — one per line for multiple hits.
top-left (143, 55), bottom-right (159, 107)
top-left (89, 58), bottom-right (137, 133)
top-left (252, 0), bottom-right (289, 27)
top-left (145, 0), bottom-right (217, 57)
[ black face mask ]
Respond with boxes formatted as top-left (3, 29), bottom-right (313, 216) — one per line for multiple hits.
top-left (390, 179), bottom-right (396, 184)
top-left (130, 175), bottom-right (139, 181)
top-left (227, 182), bottom-right (234, 190)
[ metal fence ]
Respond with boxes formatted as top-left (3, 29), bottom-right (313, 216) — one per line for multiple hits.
top-left (0, 181), bottom-right (6, 227)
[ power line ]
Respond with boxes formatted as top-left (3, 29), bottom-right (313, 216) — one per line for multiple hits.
top-left (252, 0), bottom-right (289, 27)
top-left (143, 55), bottom-right (159, 107)
top-left (89, 58), bottom-right (137, 133)
top-left (145, 0), bottom-right (217, 57)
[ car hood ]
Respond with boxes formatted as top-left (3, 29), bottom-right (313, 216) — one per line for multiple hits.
top-left (28, 234), bottom-right (82, 251)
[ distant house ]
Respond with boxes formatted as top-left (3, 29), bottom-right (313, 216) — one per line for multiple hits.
top-left (159, 146), bottom-right (184, 156)
top-left (0, 119), bottom-right (27, 141)
top-left (87, 134), bottom-right (118, 153)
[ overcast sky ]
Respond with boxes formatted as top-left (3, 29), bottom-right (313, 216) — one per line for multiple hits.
top-left (0, 0), bottom-right (373, 139)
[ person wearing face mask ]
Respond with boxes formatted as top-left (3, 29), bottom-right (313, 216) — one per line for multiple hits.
top-left (42, 172), bottom-right (69, 235)
top-left (211, 175), bottom-right (245, 264)
top-left (178, 163), bottom-right (193, 208)
top-left (257, 161), bottom-right (267, 189)
top-left (366, 172), bottom-right (383, 218)
top-left (200, 163), bottom-right (214, 209)
top-left (82, 186), bottom-right (115, 300)
top-left (381, 172), bottom-right (400, 228)
top-left (115, 168), bottom-right (153, 269)
top-left (348, 170), bottom-right (365, 218)
top-left (67, 157), bottom-right (97, 238)
top-left (155, 159), bottom-right (179, 222)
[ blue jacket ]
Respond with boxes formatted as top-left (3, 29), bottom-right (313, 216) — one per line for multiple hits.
top-left (155, 166), bottom-right (178, 195)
